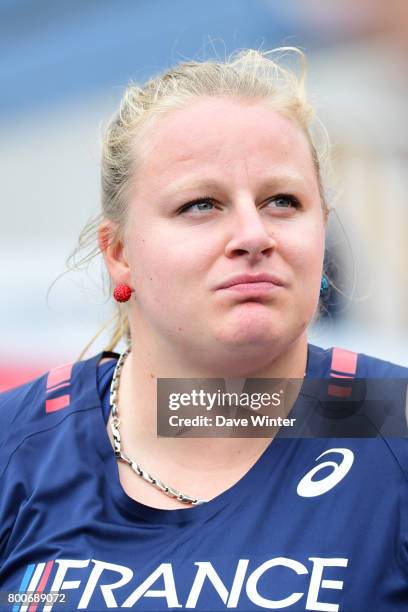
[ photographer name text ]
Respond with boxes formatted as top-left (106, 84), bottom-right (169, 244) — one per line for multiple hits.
top-left (168, 415), bottom-right (296, 428)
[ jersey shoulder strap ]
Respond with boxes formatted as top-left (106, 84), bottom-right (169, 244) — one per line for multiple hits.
top-left (329, 347), bottom-right (358, 378)
top-left (43, 361), bottom-right (74, 413)
top-left (328, 347), bottom-right (358, 398)
top-left (329, 346), bottom-right (408, 480)
top-left (0, 352), bottom-right (113, 477)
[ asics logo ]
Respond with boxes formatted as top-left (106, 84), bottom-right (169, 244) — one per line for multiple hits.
top-left (297, 448), bottom-right (354, 497)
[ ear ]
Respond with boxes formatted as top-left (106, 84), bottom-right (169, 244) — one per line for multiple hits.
top-left (99, 220), bottom-right (132, 288)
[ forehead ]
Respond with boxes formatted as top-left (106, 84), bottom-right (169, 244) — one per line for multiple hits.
top-left (136, 97), bottom-right (316, 189)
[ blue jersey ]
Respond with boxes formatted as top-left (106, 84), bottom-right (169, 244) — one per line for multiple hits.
top-left (0, 344), bottom-right (407, 611)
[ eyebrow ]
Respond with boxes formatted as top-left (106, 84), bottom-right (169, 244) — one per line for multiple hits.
top-left (163, 173), bottom-right (309, 196)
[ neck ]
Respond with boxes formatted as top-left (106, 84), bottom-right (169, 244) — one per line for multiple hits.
top-left (112, 333), bottom-right (308, 471)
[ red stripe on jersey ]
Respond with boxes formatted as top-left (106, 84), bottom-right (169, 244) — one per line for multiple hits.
top-left (46, 363), bottom-right (73, 391)
top-left (328, 384), bottom-right (353, 398)
top-left (28, 559), bottom-right (54, 612)
top-left (45, 394), bottom-right (70, 413)
top-left (330, 347), bottom-right (357, 376)
top-left (328, 347), bottom-right (358, 399)
top-left (47, 381), bottom-right (70, 393)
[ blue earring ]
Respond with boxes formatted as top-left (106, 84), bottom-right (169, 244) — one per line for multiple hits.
top-left (320, 275), bottom-right (329, 297)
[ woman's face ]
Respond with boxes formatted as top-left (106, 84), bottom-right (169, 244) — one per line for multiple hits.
top-left (120, 97), bottom-right (326, 368)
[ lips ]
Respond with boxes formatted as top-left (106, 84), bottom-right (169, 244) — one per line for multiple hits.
top-left (216, 273), bottom-right (284, 290)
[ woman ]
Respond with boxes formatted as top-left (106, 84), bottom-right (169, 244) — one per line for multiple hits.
top-left (0, 49), bottom-right (407, 611)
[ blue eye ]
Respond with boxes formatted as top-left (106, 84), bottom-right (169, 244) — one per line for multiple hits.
top-left (268, 195), bottom-right (300, 209)
top-left (179, 194), bottom-right (300, 214)
top-left (179, 198), bottom-right (214, 214)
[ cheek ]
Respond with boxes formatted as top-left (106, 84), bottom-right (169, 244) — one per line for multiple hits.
top-left (277, 223), bottom-right (325, 330)
top-left (283, 220), bottom-right (325, 271)
top-left (279, 222), bottom-right (325, 319)
top-left (127, 224), bottom-right (211, 299)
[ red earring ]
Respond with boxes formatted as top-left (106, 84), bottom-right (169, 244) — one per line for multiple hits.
top-left (113, 284), bottom-right (133, 303)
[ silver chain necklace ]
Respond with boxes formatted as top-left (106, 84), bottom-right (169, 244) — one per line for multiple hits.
top-left (109, 349), bottom-right (208, 506)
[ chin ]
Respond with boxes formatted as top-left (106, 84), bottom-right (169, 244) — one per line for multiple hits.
top-left (215, 317), bottom-right (286, 350)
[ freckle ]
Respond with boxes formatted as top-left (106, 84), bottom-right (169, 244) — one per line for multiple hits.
top-left (150, 372), bottom-right (156, 379)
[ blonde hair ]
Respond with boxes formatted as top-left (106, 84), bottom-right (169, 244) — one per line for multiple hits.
top-left (69, 47), bottom-right (331, 357)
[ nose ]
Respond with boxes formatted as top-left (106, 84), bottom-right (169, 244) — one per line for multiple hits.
top-left (224, 199), bottom-right (277, 263)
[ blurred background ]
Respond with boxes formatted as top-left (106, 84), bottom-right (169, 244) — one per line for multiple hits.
top-left (1, 0), bottom-right (408, 391)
